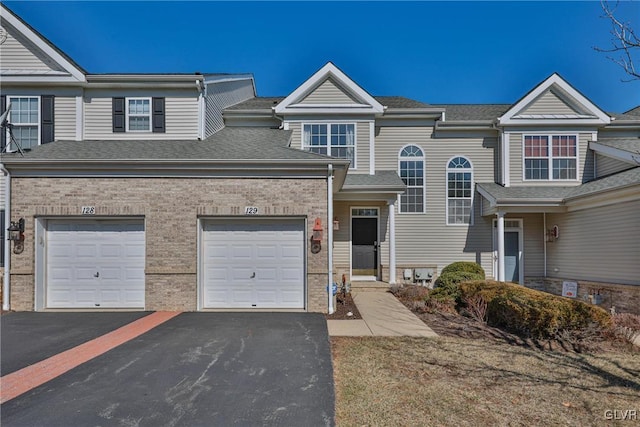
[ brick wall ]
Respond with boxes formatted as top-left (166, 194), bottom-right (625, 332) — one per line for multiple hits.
top-left (525, 277), bottom-right (640, 315)
top-left (9, 177), bottom-right (329, 312)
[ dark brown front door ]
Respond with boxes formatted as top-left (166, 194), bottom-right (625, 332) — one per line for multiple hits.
top-left (352, 217), bottom-right (378, 276)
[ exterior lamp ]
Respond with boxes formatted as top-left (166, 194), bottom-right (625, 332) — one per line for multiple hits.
top-left (7, 218), bottom-right (24, 242)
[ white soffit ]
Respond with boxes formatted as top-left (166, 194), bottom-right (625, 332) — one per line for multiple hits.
top-left (274, 62), bottom-right (384, 114)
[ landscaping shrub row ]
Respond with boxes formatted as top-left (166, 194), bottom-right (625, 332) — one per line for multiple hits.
top-left (459, 280), bottom-right (611, 338)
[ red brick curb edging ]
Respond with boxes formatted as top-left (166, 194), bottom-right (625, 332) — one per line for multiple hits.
top-left (0, 311), bottom-right (181, 404)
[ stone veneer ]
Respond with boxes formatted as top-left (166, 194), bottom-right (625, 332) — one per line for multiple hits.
top-left (525, 277), bottom-right (640, 315)
top-left (9, 177), bottom-right (329, 312)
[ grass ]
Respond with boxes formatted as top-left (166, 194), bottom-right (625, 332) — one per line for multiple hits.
top-left (332, 336), bottom-right (640, 426)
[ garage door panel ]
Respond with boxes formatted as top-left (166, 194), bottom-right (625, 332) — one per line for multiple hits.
top-left (47, 220), bottom-right (145, 309)
top-left (202, 219), bottom-right (305, 309)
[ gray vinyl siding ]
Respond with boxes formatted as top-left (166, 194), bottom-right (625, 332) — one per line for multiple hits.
top-left (288, 121), bottom-right (370, 172)
top-left (54, 96), bottom-right (76, 140)
top-left (299, 78), bottom-right (358, 105)
top-left (0, 24), bottom-right (62, 72)
top-left (0, 175), bottom-right (4, 209)
top-left (547, 199), bottom-right (640, 285)
top-left (376, 126), bottom-right (497, 276)
top-left (520, 89), bottom-right (579, 115)
top-left (84, 90), bottom-right (199, 140)
top-left (509, 132), bottom-right (591, 185)
top-left (205, 79), bottom-right (254, 138)
top-left (520, 213), bottom-right (545, 277)
top-left (596, 154), bottom-right (634, 177)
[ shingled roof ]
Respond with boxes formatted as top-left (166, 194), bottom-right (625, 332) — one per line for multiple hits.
top-left (1, 127), bottom-right (338, 162)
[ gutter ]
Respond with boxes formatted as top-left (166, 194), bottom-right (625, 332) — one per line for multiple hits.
top-left (1, 162), bottom-right (9, 311)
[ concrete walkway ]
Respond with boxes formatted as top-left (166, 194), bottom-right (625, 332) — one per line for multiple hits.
top-left (327, 291), bottom-right (438, 337)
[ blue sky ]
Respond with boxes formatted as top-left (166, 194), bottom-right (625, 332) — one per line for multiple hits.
top-left (5, 1), bottom-right (640, 112)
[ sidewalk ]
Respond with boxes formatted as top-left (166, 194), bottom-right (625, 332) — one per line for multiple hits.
top-left (327, 291), bottom-right (437, 337)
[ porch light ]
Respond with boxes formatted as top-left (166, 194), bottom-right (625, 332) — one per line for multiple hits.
top-left (333, 217), bottom-right (339, 231)
top-left (7, 218), bottom-right (24, 242)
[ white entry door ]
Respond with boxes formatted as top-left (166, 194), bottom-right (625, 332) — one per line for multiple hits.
top-left (202, 219), bottom-right (305, 309)
top-left (46, 219), bottom-right (145, 308)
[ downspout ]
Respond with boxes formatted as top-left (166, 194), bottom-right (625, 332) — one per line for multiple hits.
top-left (1, 163), bottom-right (10, 311)
top-left (327, 164), bottom-right (334, 314)
top-left (543, 212), bottom-right (547, 277)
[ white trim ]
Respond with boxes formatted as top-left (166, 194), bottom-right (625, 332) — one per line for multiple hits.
top-left (388, 200), bottom-right (396, 285)
top-left (497, 74), bottom-right (610, 125)
top-left (198, 91), bottom-right (205, 140)
top-left (0, 5), bottom-right (86, 83)
top-left (397, 144), bottom-right (426, 214)
top-left (590, 141), bottom-right (639, 165)
top-left (6, 95), bottom-right (41, 151)
top-left (493, 217), bottom-right (524, 284)
top-left (503, 132), bottom-right (510, 187)
top-left (369, 121), bottom-right (375, 175)
top-left (445, 155), bottom-right (474, 226)
top-left (301, 122), bottom-right (357, 169)
top-left (125, 97), bottom-right (152, 133)
top-left (328, 165), bottom-right (334, 314)
top-left (275, 62), bottom-right (384, 114)
top-left (521, 133), bottom-right (580, 182)
top-left (350, 206), bottom-right (380, 281)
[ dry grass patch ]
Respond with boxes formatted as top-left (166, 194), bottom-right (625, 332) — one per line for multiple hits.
top-left (332, 336), bottom-right (640, 426)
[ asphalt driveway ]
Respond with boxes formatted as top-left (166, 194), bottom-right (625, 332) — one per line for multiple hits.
top-left (1, 312), bottom-right (334, 426)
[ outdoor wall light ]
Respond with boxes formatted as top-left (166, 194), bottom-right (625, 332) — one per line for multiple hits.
top-left (7, 218), bottom-right (25, 254)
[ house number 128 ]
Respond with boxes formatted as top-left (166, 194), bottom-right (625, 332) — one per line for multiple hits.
top-left (81, 206), bottom-right (96, 215)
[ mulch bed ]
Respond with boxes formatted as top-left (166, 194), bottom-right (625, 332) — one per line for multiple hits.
top-left (325, 293), bottom-right (362, 320)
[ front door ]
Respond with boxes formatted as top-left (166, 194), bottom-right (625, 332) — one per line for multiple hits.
top-left (351, 208), bottom-right (378, 278)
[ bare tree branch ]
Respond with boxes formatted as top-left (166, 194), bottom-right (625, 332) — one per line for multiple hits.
top-left (594, 1), bottom-right (640, 81)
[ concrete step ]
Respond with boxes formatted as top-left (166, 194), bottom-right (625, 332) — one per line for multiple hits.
top-left (349, 281), bottom-right (391, 292)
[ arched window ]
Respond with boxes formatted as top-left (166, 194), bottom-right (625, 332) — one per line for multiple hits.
top-left (398, 145), bottom-right (425, 213)
top-left (447, 156), bottom-right (473, 224)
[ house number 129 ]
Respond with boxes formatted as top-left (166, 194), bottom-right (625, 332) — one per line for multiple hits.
top-left (81, 206), bottom-right (96, 215)
top-left (244, 207), bottom-right (258, 215)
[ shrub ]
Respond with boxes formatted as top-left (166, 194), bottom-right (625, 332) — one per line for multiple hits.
top-left (611, 313), bottom-right (640, 344)
top-left (433, 271), bottom-right (485, 302)
top-left (459, 280), bottom-right (611, 339)
top-left (440, 261), bottom-right (485, 279)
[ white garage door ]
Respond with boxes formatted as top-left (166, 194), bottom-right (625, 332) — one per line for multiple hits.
top-left (47, 219), bottom-right (145, 309)
top-left (202, 219), bottom-right (305, 309)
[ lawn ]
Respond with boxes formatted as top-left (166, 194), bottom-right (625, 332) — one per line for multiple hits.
top-left (332, 336), bottom-right (640, 426)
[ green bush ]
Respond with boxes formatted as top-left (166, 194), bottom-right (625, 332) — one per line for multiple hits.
top-left (459, 280), bottom-right (611, 338)
top-left (440, 262), bottom-right (485, 279)
top-left (433, 271), bottom-right (485, 302)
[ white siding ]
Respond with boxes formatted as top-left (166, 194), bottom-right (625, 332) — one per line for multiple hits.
top-left (376, 126), bottom-right (497, 276)
top-left (547, 199), bottom-right (640, 285)
top-left (54, 96), bottom-right (76, 140)
top-left (509, 132), bottom-right (592, 185)
top-left (0, 175), bottom-right (4, 210)
top-left (205, 79), bottom-right (254, 137)
top-left (299, 78), bottom-right (358, 105)
top-left (520, 89), bottom-right (580, 115)
top-left (84, 90), bottom-right (199, 140)
top-left (596, 154), bottom-right (634, 177)
top-left (0, 24), bottom-right (61, 72)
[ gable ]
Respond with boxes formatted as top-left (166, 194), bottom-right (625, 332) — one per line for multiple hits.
top-left (498, 73), bottom-right (610, 126)
top-left (519, 89), bottom-right (587, 117)
top-left (274, 62), bottom-right (384, 115)
top-left (0, 4), bottom-right (85, 83)
top-left (298, 77), bottom-right (360, 105)
top-left (0, 23), bottom-right (65, 73)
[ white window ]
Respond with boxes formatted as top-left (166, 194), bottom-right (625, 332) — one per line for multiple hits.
top-left (126, 98), bottom-right (151, 132)
top-left (302, 123), bottom-right (355, 165)
top-left (447, 156), bottom-right (473, 225)
top-left (7, 96), bottom-right (39, 151)
top-left (524, 134), bottom-right (577, 180)
top-left (398, 145), bottom-right (425, 213)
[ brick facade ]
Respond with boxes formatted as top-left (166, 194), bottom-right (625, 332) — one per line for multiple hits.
top-left (9, 177), bottom-right (330, 312)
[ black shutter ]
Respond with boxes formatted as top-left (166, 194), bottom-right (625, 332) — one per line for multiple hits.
top-left (113, 97), bottom-right (125, 132)
top-left (41, 95), bottom-right (55, 144)
top-left (152, 97), bottom-right (165, 133)
top-left (1, 95), bottom-right (6, 149)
